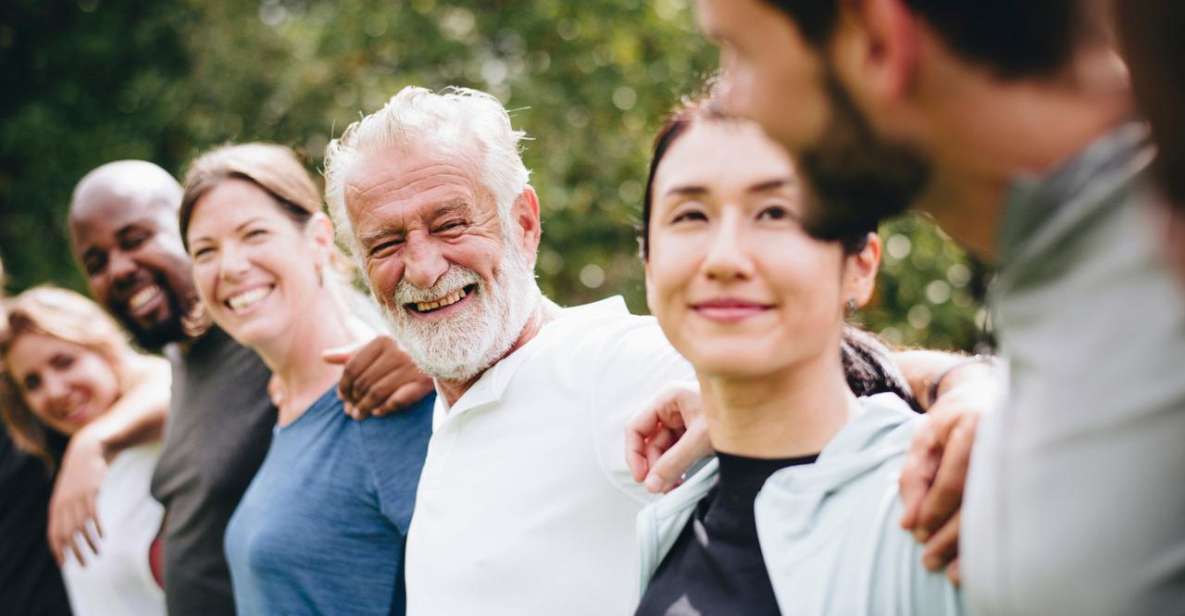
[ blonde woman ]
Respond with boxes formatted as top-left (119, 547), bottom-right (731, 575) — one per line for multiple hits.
top-left (0, 286), bottom-right (169, 616)
top-left (179, 143), bottom-right (433, 616)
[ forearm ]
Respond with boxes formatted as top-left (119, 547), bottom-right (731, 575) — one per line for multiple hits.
top-left (891, 349), bottom-right (999, 411)
top-left (81, 356), bottom-right (170, 457)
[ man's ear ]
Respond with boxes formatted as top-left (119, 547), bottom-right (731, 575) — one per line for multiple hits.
top-left (512, 186), bottom-right (543, 267)
top-left (844, 232), bottom-right (882, 307)
top-left (830, 0), bottom-right (921, 103)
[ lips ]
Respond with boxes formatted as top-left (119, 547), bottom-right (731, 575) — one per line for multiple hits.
top-left (405, 284), bottom-right (476, 314)
top-left (50, 390), bottom-right (93, 426)
top-left (691, 298), bottom-right (775, 322)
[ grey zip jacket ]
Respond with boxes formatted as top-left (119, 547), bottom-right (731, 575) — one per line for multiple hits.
top-left (636, 393), bottom-right (966, 615)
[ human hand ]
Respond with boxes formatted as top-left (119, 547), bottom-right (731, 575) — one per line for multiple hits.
top-left (899, 365), bottom-right (1003, 584)
top-left (626, 382), bottom-right (710, 494)
top-left (325, 336), bottom-right (434, 420)
top-left (48, 428), bottom-right (109, 566)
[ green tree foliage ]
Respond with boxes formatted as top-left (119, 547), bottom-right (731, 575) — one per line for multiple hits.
top-left (0, 0), bottom-right (988, 351)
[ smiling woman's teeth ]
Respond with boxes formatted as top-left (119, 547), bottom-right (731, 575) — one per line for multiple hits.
top-left (414, 287), bottom-right (468, 313)
top-left (227, 287), bottom-right (272, 312)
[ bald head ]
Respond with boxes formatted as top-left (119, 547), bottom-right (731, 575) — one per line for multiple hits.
top-left (70, 160), bottom-right (182, 224)
top-left (68, 160), bottom-right (195, 350)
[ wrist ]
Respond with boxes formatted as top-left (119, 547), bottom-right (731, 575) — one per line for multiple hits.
top-left (925, 355), bottom-right (1000, 410)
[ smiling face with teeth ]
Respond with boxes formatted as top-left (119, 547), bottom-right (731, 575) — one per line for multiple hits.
top-left (5, 331), bottom-right (122, 437)
top-left (68, 161), bottom-right (199, 351)
top-left (186, 178), bottom-right (333, 351)
top-left (344, 142), bottom-right (544, 383)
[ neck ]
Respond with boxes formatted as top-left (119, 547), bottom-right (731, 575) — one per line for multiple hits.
top-left (436, 296), bottom-right (561, 407)
top-left (698, 350), bottom-right (855, 459)
top-left (916, 46), bottom-right (1132, 260)
top-left (255, 295), bottom-right (363, 424)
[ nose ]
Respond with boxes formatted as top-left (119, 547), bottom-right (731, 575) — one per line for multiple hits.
top-left (109, 250), bottom-right (139, 289)
top-left (702, 208), bottom-right (753, 283)
top-left (218, 243), bottom-right (251, 282)
top-left (42, 373), bottom-right (71, 415)
top-left (402, 234), bottom-right (448, 290)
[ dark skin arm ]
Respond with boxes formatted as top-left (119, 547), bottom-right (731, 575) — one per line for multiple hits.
top-left (326, 335), bottom-right (434, 419)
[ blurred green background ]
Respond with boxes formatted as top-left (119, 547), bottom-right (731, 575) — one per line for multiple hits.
top-left (0, 0), bottom-right (990, 351)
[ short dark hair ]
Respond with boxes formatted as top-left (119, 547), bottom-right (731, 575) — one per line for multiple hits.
top-left (763, 0), bottom-right (1085, 78)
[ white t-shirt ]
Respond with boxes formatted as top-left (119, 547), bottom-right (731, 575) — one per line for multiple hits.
top-left (62, 442), bottom-right (165, 616)
top-left (405, 296), bottom-right (695, 616)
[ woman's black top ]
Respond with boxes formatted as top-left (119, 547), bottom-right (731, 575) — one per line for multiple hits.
top-left (635, 451), bottom-right (819, 616)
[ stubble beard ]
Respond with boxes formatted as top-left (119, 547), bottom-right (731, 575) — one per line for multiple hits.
top-left (795, 67), bottom-right (932, 241)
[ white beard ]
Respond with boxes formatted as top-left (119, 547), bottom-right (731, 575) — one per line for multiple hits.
top-left (379, 243), bottom-right (541, 383)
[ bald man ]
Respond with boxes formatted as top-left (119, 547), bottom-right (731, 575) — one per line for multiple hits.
top-left (66, 160), bottom-right (431, 616)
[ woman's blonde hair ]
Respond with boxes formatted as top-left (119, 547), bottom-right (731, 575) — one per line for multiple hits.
top-left (0, 286), bottom-right (138, 470)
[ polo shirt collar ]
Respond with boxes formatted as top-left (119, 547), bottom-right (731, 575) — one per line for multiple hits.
top-left (432, 295), bottom-right (632, 430)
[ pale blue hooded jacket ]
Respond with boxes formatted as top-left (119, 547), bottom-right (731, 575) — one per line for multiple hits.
top-left (636, 393), bottom-right (965, 615)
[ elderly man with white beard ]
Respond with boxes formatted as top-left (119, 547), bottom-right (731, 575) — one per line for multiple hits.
top-left (324, 86), bottom-right (995, 615)
top-left (323, 86), bottom-right (692, 616)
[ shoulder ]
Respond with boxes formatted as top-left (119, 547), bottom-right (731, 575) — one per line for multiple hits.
top-left (355, 392), bottom-right (434, 446)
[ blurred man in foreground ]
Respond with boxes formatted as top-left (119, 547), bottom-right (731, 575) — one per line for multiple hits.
top-left (695, 1), bottom-right (1185, 613)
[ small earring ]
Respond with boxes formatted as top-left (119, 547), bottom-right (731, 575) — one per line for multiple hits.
top-left (845, 299), bottom-right (857, 315)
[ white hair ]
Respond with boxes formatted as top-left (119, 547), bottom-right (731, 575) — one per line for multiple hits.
top-left (323, 86), bottom-right (531, 256)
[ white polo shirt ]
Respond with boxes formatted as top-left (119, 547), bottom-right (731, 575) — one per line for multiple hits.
top-left (405, 296), bottom-right (694, 616)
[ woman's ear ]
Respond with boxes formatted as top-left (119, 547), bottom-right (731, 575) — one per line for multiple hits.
top-left (307, 212), bottom-right (336, 262)
top-left (308, 213), bottom-right (336, 248)
top-left (844, 232), bottom-right (882, 307)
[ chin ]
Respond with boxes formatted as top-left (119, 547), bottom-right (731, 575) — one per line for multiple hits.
top-left (681, 343), bottom-right (780, 380)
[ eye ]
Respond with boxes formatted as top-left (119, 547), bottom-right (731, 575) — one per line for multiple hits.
top-left (22, 373), bottom-right (41, 392)
top-left (191, 246), bottom-right (215, 262)
top-left (368, 238), bottom-right (404, 258)
top-left (669, 204), bottom-right (708, 225)
top-left (83, 253), bottom-right (108, 276)
top-left (434, 220), bottom-right (466, 234)
top-left (756, 204), bottom-right (795, 222)
top-left (244, 228), bottom-right (269, 241)
top-left (120, 228), bottom-right (151, 250)
top-left (49, 353), bottom-right (75, 371)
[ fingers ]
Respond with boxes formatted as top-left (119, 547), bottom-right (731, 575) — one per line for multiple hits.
top-left (921, 511), bottom-right (960, 572)
top-left (322, 340), bottom-right (366, 365)
top-left (375, 381), bottom-right (435, 416)
top-left (625, 383), bottom-right (696, 485)
top-left (945, 558), bottom-right (961, 587)
top-left (899, 417), bottom-right (941, 532)
top-left (626, 413), bottom-right (668, 482)
top-left (644, 420), bottom-right (710, 493)
top-left (915, 416), bottom-right (978, 537)
top-left (335, 338), bottom-right (386, 401)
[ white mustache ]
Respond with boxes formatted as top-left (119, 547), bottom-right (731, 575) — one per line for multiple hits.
top-left (392, 267), bottom-right (481, 305)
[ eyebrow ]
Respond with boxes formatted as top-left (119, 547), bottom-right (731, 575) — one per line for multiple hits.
top-left (747, 178), bottom-right (795, 193)
top-left (663, 177), bottom-right (796, 198)
top-left (664, 185), bottom-right (709, 198)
